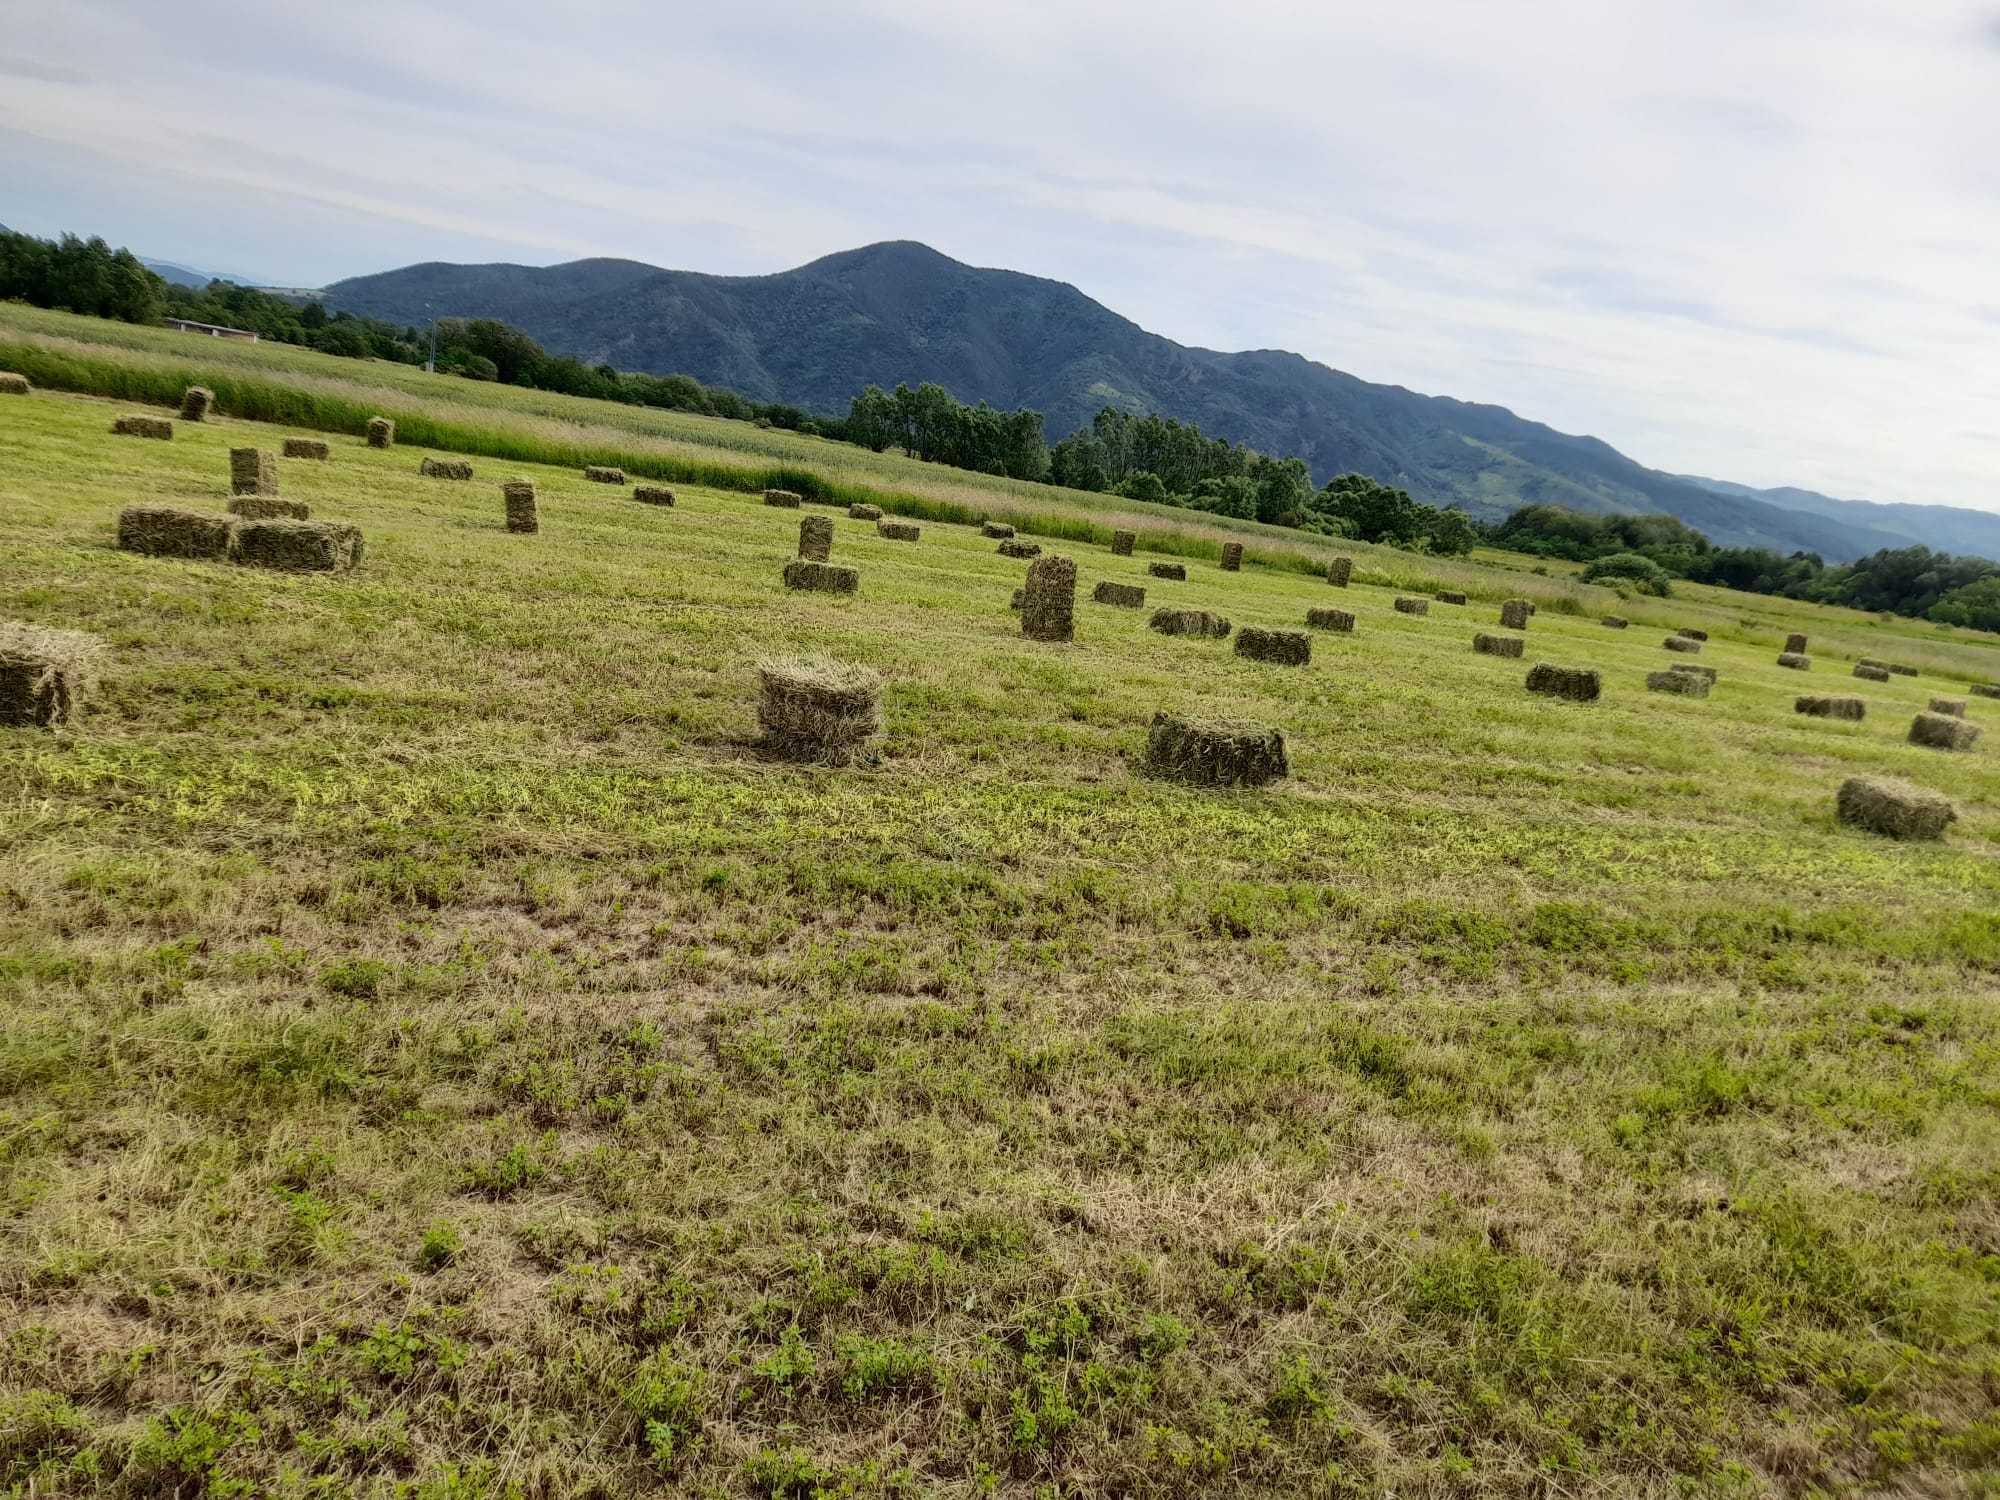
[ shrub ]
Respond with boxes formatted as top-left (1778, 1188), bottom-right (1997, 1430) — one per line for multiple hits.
top-left (1579, 552), bottom-right (1673, 596)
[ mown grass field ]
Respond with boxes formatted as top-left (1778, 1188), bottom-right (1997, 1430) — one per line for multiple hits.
top-left (3, 357), bottom-right (1999, 1498)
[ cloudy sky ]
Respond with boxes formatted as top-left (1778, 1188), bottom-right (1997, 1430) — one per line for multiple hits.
top-left (4, 0), bottom-right (1998, 510)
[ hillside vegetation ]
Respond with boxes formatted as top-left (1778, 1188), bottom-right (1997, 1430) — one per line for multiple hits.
top-left (2, 349), bottom-right (1999, 1497)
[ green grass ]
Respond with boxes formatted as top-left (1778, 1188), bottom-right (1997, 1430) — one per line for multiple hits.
top-left (2, 366), bottom-right (1999, 1498)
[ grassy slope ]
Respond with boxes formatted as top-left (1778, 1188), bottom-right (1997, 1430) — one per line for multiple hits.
top-left (1, 377), bottom-right (1998, 1497)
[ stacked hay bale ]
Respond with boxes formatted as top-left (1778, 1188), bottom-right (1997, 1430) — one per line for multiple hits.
top-left (1929, 697), bottom-right (1968, 717)
top-left (419, 456), bottom-right (473, 480)
top-left (1786, 633), bottom-right (1809, 653)
top-left (179, 386), bottom-right (214, 421)
top-left (502, 480), bottom-right (539, 534)
top-left (112, 415), bottom-right (172, 440)
top-left (117, 505), bottom-right (232, 560)
top-left (584, 465), bottom-right (625, 484)
top-left (879, 519), bottom-right (920, 542)
top-left (799, 515), bottom-right (833, 562)
top-left (783, 560), bottom-right (859, 593)
top-left (282, 438), bottom-right (330, 460)
top-left (1021, 556), bottom-right (1076, 642)
top-left (1306, 608), bottom-right (1354, 633)
top-left (1220, 542), bottom-right (1244, 572)
top-left (229, 496), bottom-right (309, 521)
top-left (981, 521), bottom-right (1016, 540)
top-left (1602, 616), bottom-right (1629, 629)
top-left (1143, 712), bottom-right (1287, 787)
top-left (230, 520), bottom-right (363, 572)
top-left (1853, 663), bottom-right (1891, 682)
top-left (230, 448), bottom-right (280, 497)
top-left (1234, 627), bottom-right (1310, 665)
top-left (1526, 664), bottom-right (1601, 701)
top-left (1796, 695), bottom-right (1865, 720)
top-left (1647, 669), bottom-right (1709, 697)
top-left (1149, 561), bottom-right (1187, 581)
top-left (0, 621), bottom-right (104, 728)
top-left (999, 539), bottom-right (1042, 559)
top-left (757, 657), bottom-right (881, 765)
top-left (764, 489), bottom-right (802, 509)
top-left (849, 503), bottom-right (883, 521)
top-left (1663, 636), bottom-right (1702, 655)
top-left (1837, 777), bottom-right (1956, 840)
top-left (1473, 632), bottom-right (1523, 658)
top-left (367, 417), bottom-right (395, 448)
top-left (634, 485), bottom-right (676, 506)
top-left (1777, 652), bottom-right (1811, 670)
top-left (0, 372), bottom-right (29, 395)
top-left (1093, 581), bottom-right (1146, 608)
top-left (1112, 530), bottom-right (1136, 557)
top-left (1909, 712), bottom-right (1981, 751)
top-left (1393, 596), bottom-right (1429, 616)
top-left (1150, 608), bottom-right (1230, 638)
top-left (1436, 590), bottom-right (1467, 605)
top-left (1499, 599), bottom-right (1530, 629)
top-left (1678, 628), bottom-right (1708, 642)
top-left (1326, 557), bottom-right (1353, 587)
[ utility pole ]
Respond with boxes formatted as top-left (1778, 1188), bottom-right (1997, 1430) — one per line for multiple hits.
top-left (426, 308), bottom-right (437, 374)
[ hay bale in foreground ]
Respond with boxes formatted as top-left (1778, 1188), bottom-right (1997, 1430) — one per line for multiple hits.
top-left (1234, 627), bottom-right (1310, 666)
top-left (584, 465), bottom-right (625, 484)
top-left (1837, 777), bottom-right (1955, 840)
top-left (1909, 712), bottom-right (1980, 751)
top-left (112, 415), bottom-right (173, 440)
top-left (1786, 632), bottom-right (1809, 653)
top-left (764, 489), bottom-right (802, 509)
top-left (502, 480), bottom-right (538, 534)
top-left (1473, 632), bottom-right (1523, 658)
top-left (1853, 663), bottom-right (1891, 682)
top-left (419, 456), bottom-right (473, 481)
top-left (1796, 695), bottom-right (1865, 721)
top-left (1144, 711), bottom-right (1287, 788)
top-left (0, 620), bottom-right (105, 728)
top-left (1111, 530), bottom-right (1136, 557)
top-left (1326, 556), bottom-right (1353, 587)
top-left (1151, 608), bottom-right (1230, 638)
top-left (230, 448), bottom-right (279, 496)
top-left (757, 657), bottom-right (881, 765)
top-left (981, 521), bottom-right (1016, 540)
top-left (1306, 608), bottom-right (1354, 633)
top-left (1220, 542), bottom-right (1244, 572)
top-left (1929, 697), bottom-right (1967, 718)
top-left (634, 485), bottom-right (676, 506)
top-left (1093, 580), bottom-right (1146, 608)
top-left (1499, 599), bottom-right (1530, 630)
top-left (1525, 663), bottom-right (1601, 701)
top-left (1889, 663), bottom-right (1918, 677)
top-left (1022, 555), bottom-right (1076, 642)
top-left (1393, 596), bottom-right (1429, 616)
top-left (1777, 652), bottom-right (1810, 670)
top-left (1663, 636), bottom-right (1701, 654)
top-left (879, 519), bottom-right (921, 542)
top-left (230, 520), bottom-right (363, 573)
top-left (367, 416), bottom-right (395, 448)
top-left (1602, 615), bottom-right (1628, 629)
top-left (179, 386), bottom-right (213, 422)
top-left (1647, 669), bottom-right (1709, 698)
top-left (1677, 628), bottom-right (1708, 642)
top-left (798, 515), bottom-right (833, 562)
top-left (0, 372), bottom-right (29, 395)
top-left (783, 560), bottom-right (859, 594)
top-left (849, 503), bottom-right (883, 521)
top-left (999, 539), bottom-right (1042, 559)
top-left (282, 438), bottom-right (330, 460)
top-left (228, 496), bottom-right (309, 521)
top-left (117, 504), bottom-right (232, 560)
top-left (1149, 561), bottom-right (1187, 581)
top-left (1436, 590), bottom-right (1467, 605)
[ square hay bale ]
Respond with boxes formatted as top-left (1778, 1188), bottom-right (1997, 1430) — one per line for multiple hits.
top-left (1677, 628), bottom-right (1708, 641)
top-left (1972, 683), bottom-right (2000, 700)
top-left (366, 416), bottom-right (395, 448)
top-left (179, 386), bottom-right (214, 421)
top-left (1525, 663), bottom-right (1601, 701)
top-left (419, 456), bottom-right (473, 481)
top-left (634, 485), bottom-right (676, 506)
top-left (1234, 627), bottom-right (1310, 665)
top-left (282, 438), bottom-right (330, 460)
top-left (1929, 697), bottom-right (1967, 717)
top-left (1148, 561), bottom-right (1187, 581)
top-left (1022, 555), bottom-right (1077, 642)
top-left (1473, 632), bottom-right (1524, 658)
top-left (230, 447), bottom-right (279, 496)
top-left (879, 519), bottom-right (921, 542)
top-left (783, 560), bottom-right (859, 594)
top-left (1111, 530), bottom-right (1136, 557)
top-left (1858, 657), bottom-right (1889, 670)
top-left (1889, 663), bottom-right (1918, 677)
top-left (230, 519), bottom-right (363, 573)
top-left (1669, 663), bottom-right (1718, 683)
top-left (0, 620), bottom-right (105, 728)
top-left (798, 515), bottom-right (834, 561)
top-left (1909, 711), bottom-right (1980, 750)
top-left (584, 465), bottom-right (625, 484)
top-left (764, 489), bottom-right (802, 509)
top-left (1393, 596), bottom-right (1429, 616)
top-left (1093, 580), bottom-right (1147, 608)
top-left (1663, 636), bottom-right (1701, 654)
top-left (981, 520), bottom-right (1016, 539)
top-left (1220, 542), bottom-right (1244, 571)
top-left (999, 539), bottom-right (1042, 559)
top-left (1777, 652), bottom-right (1811, 670)
top-left (1796, 695), bottom-right (1865, 720)
top-left (1143, 711), bottom-right (1288, 787)
top-left (1150, 608), bottom-right (1230, 638)
top-left (228, 496), bottom-right (310, 521)
top-left (1010, 588), bottom-right (1024, 610)
top-left (1326, 556), bottom-right (1353, 587)
top-left (1306, 607), bottom-right (1355, 633)
top-left (112, 415), bottom-right (173, 440)
top-left (1837, 777), bottom-right (1955, 840)
top-left (0, 371), bottom-right (30, 395)
top-left (1786, 633), bottom-right (1809, 653)
top-left (1853, 663), bottom-right (1891, 682)
top-left (117, 504), bottom-right (232, 560)
top-left (1647, 669), bottom-right (1709, 697)
top-left (1436, 590), bottom-right (1467, 605)
top-left (502, 480), bottom-right (539, 534)
top-left (1499, 599), bottom-right (1530, 629)
top-left (849, 503), bottom-right (883, 521)
top-left (757, 657), bottom-right (881, 765)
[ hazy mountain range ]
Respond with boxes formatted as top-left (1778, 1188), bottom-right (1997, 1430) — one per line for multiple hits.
top-left (323, 240), bottom-right (1997, 562)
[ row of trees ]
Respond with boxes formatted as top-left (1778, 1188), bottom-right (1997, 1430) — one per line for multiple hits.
top-left (846, 383), bottom-right (1048, 480)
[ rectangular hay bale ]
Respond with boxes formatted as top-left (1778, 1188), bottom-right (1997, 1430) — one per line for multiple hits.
top-left (999, 539), bottom-right (1042, 559)
top-left (1663, 636), bottom-right (1701, 654)
top-left (1436, 591), bottom-right (1467, 605)
top-left (228, 496), bottom-right (310, 521)
top-left (1909, 712), bottom-right (1980, 750)
top-left (1853, 663), bottom-right (1890, 681)
top-left (1111, 530), bottom-right (1136, 557)
top-left (799, 515), bottom-right (833, 562)
top-left (1647, 669), bottom-right (1709, 697)
top-left (229, 519), bottom-right (363, 573)
top-left (419, 456), bottom-right (473, 481)
top-left (117, 504), bottom-right (232, 561)
top-left (1326, 556), bottom-right (1353, 587)
top-left (1777, 652), bottom-right (1810, 670)
top-left (764, 489), bottom-right (802, 508)
top-left (1837, 777), bottom-right (1955, 840)
top-left (1796, 695), bottom-right (1865, 721)
top-left (1525, 663), bottom-right (1601, 701)
top-left (634, 485), bottom-right (676, 506)
top-left (1150, 608), bottom-right (1230, 638)
top-left (1305, 608), bottom-right (1354, 633)
top-left (0, 372), bottom-right (29, 395)
top-left (757, 657), bottom-right (880, 765)
top-left (1234, 627), bottom-right (1309, 666)
top-left (1220, 542), bottom-right (1243, 572)
top-left (366, 416), bottom-right (395, 448)
top-left (230, 447), bottom-right (279, 496)
top-left (1929, 697), bottom-right (1967, 718)
top-left (783, 560), bottom-right (859, 594)
top-left (112, 415), bottom-right (173, 440)
top-left (1785, 633), bottom-right (1808, 653)
top-left (282, 438), bottom-right (330, 460)
top-left (0, 620), bottom-right (104, 728)
top-left (1148, 561), bottom-right (1187, 581)
top-left (1602, 615), bottom-right (1628, 628)
top-left (179, 386), bottom-right (213, 421)
top-left (1022, 555), bottom-right (1076, 642)
top-left (1393, 596), bottom-right (1429, 616)
top-left (503, 480), bottom-right (539, 534)
top-left (878, 519), bottom-right (920, 542)
top-left (1092, 580), bottom-right (1146, 608)
top-left (1144, 711), bottom-right (1287, 788)
top-left (981, 521), bottom-right (1016, 539)
top-left (1473, 632), bottom-right (1523, 658)
top-left (849, 503), bottom-right (883, 521)
top-left (584, 465), bottom-right (625, 484)
top-left (1499, 599), bottom-right (1530, 629)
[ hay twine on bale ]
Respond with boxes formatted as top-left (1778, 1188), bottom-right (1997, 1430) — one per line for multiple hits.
top-left (112, 415), bottom-right (173, 440)
top-left (229, 448), bottom-right (280, 497)
top-left (1777, 652), bottom-right (1811, 670)
top-left (0, 372), bottom-right (30, 395)
top-left (1393, 596), bottom-right (1430, 616)
top-left (0, 620), bottom-right (106, 729)
top-left (1796, 695), bottom-right (1865, 721)
top-left (584, 465), bottom-right (625, 484)
top-left (1473, 632), bottom-right (1524, 658)
top-left (117, 504), bottom-right (232, 561)
top-left (1092, 580), bottom-right (1146, 608)
top-left (1111, 530), bottom-right (1136, 557)
top-left (848, 503), bottom-right (882, 521)
top-left (228, 496), bottom-right (309, 521)
top-left (764, 489), bottom-right (802, 509)
top-left (1325, 556), bottom-right (1353, 587)
top-left (1929, 697), bottom-right (1968, 718)
top-left (1220, 542), bottom-right (1244, 572)
top-left (366, 416), bottom-right (395, 448)
top-left (502, 480), bottom-right (539, 535)
top-left (1143, 711), bottom-right (1288, 788)
top-left (1837, 777), bottom-right (1956, 840)
top-left (999, 539), bottom-right (1042, 559)
top-left (1909, 712), bottom-right (1981, 751)
top-left (1306, 607), bottom-right (1355, 633)
top-left (1022, 555), bottom-right (1077, 642)
top-left (757, 656), bottom-right (882, 766)
top-left (282, 438), bottom-right (330, 460)
top-left (782, 559), bottom-right (860, 594)
top-left (178, 386), bottom-right (214, 422)
top-left (1148, 561), bottom-right (1187, 581)
top-left (1647, 669), bottom-right (1709, 697)
top-left (798, 515), bottom-right (834, 562)
top-left (229, 519), bottom-right (364, 573)
top-left (1150, 608), bottom-right (1230, 638)
top-left (1234, 627), bottom-right (1310, 666)
top-left (1525, 663), bottom-right (1602, 701)
top-left (633, 485), bottom-right (676, 506)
